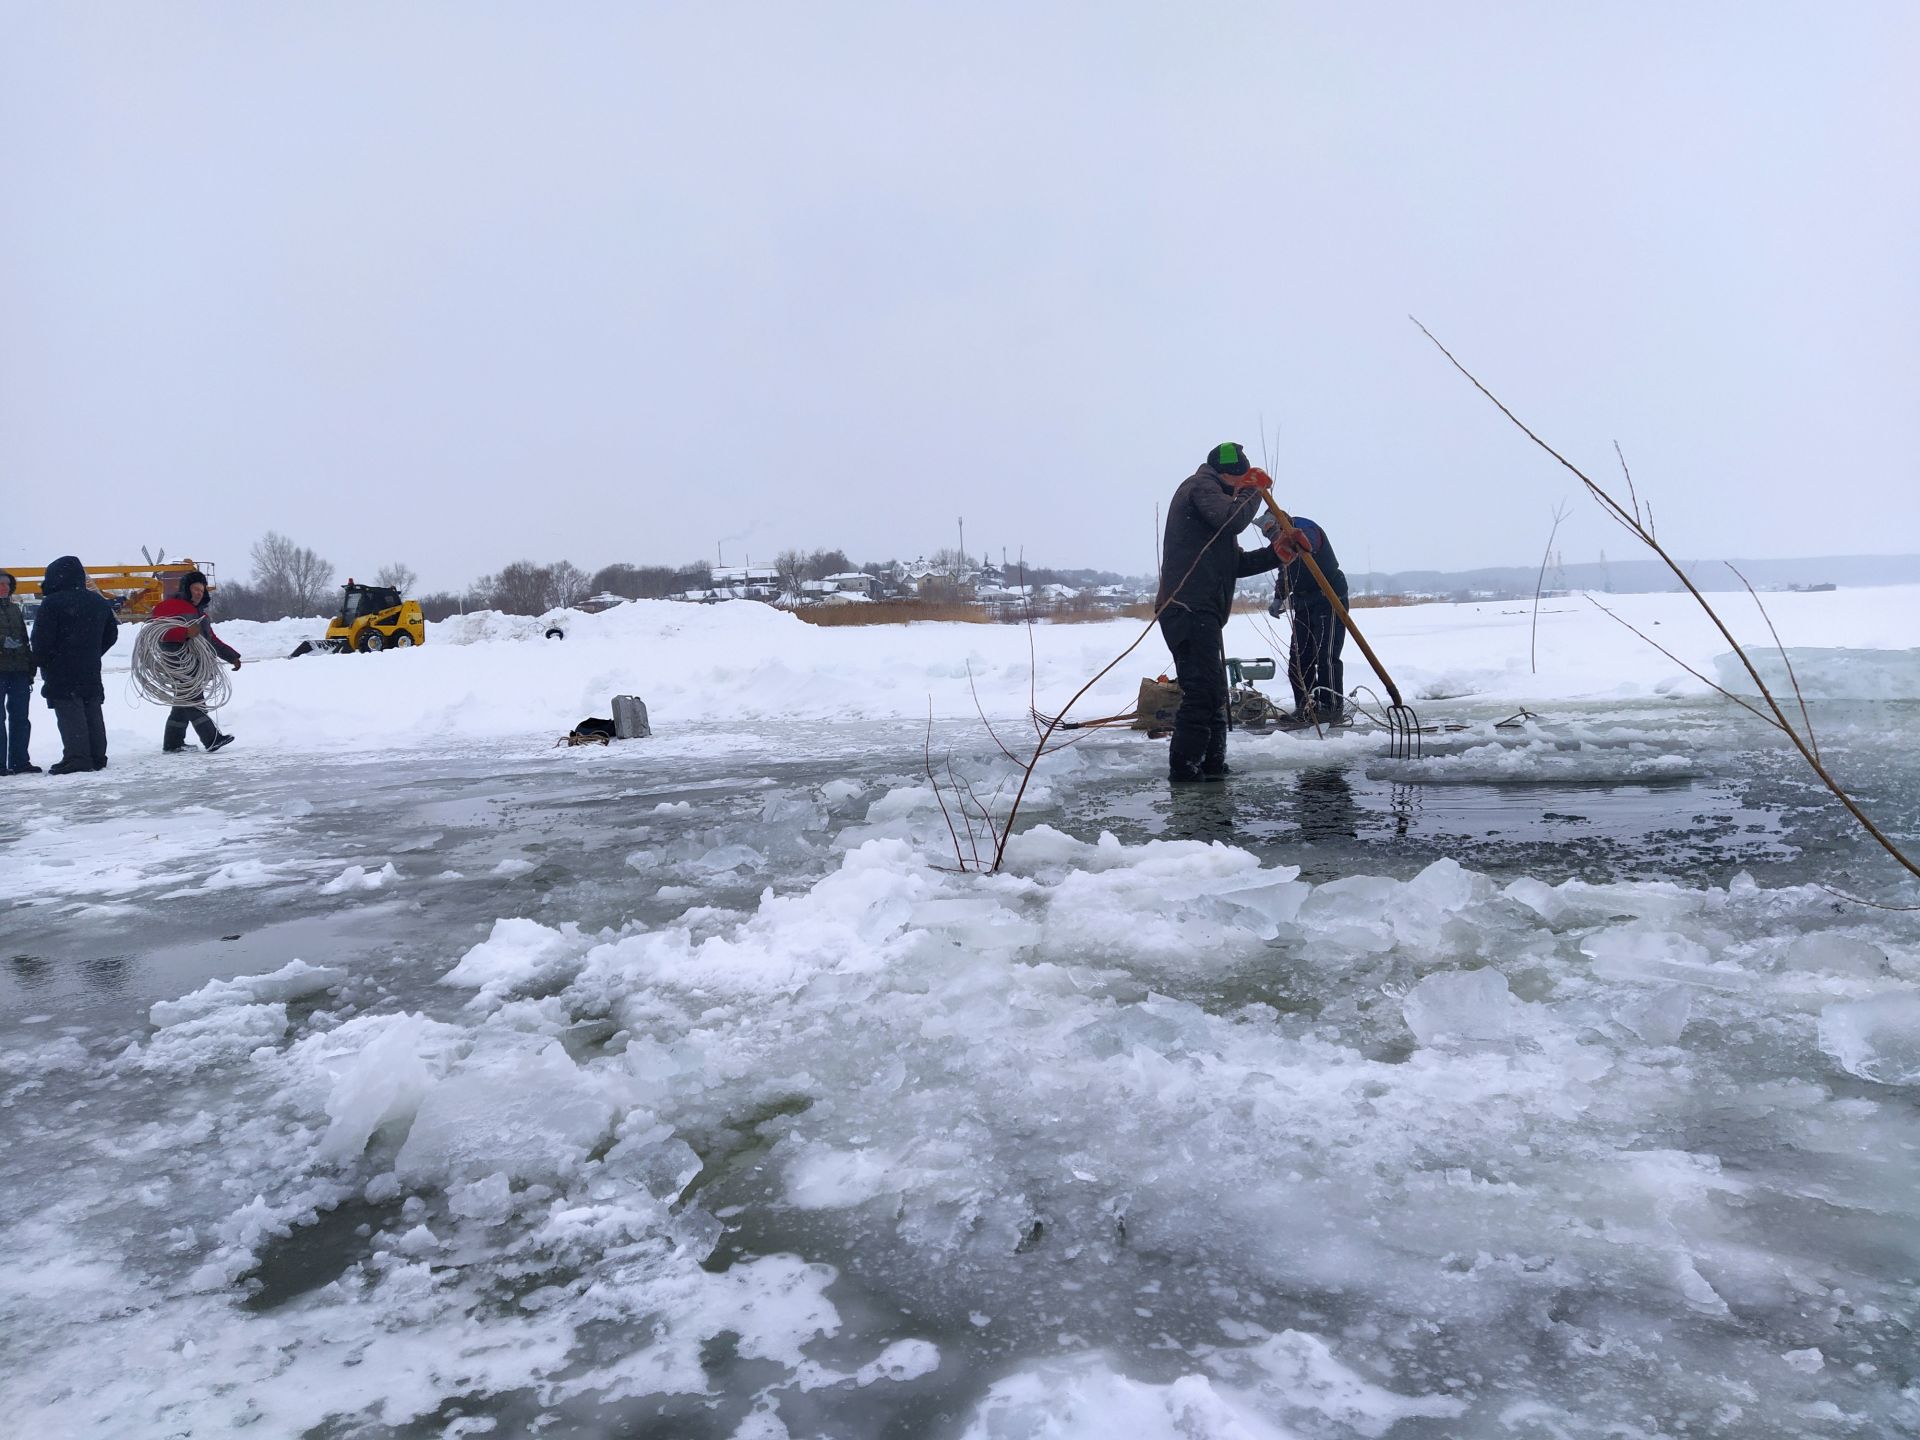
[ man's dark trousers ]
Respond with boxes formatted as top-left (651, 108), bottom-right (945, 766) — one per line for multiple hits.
top-left (51, 695), bottom-right (108, 769)
top-left (165, 705), bottom-right (220, 750)
top-left (1159, 610), bottom-right (1229, 777)
top-left (1289, 603), bottom-right (1347, 720)
top-left (1, 672), bottom-right (30, 772)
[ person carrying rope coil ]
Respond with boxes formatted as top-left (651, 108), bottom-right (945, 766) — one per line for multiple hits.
top-left (145, 570), bottom-right (240, 754)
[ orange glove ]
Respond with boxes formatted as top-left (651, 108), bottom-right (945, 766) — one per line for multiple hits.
top-left (1231, 466), bottom-right (1274, 492)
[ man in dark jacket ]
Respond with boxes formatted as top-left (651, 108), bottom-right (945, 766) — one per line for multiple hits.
top-left (1157, 443), bottom-right (1283, 782)
top-left (0, 571), bottom-right (39, 775)
top-left (151, 570), bottom-right (240, 753)
top-left (1266, 516), bottom-right (1350, 726)
top-left (29, 556), bottom-right (120, 774)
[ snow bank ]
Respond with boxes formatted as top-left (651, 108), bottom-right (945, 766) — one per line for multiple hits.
top-left (59, 584), bottom-right (1920, 756)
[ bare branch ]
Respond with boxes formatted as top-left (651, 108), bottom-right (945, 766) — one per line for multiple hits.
top-left (1531, 501), bottom-right (1571, 675)
top-left (924, 703), bottom-right (968, 871)
top-left (1819, 885), bottom-right (1920, 913)
top-left (1613, 441), bottom-right (1643, 530)
top-left (966, 661), bottom-right (1024, 764)
top-left (1727, 563), bottom-right (1820, 765)
top-left (1583, 595), bottom-right (1781, 728)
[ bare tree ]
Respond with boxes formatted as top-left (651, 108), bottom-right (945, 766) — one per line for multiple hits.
top-left (249, 532), bottom-right (335, 618)
top-left (373, 562), bottom-right (418, 594)
top-left (477, 561), bottom-right (551, 616)
top-left (547, 560), bottom-right (591, 610)
top-left (590, 563), bottom-right (640, 599)
top-left (773, 548), bottom-right (808, 598)
top-left (589, 561), bottom-right (714, 599)
top-left (211, 580), bottom-right (269, 621)
top-left (807, 548), bottom-right (852, 579)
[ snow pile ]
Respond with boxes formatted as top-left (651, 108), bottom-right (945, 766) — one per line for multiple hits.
top-left (52, 584), bottom-right (1920, 758)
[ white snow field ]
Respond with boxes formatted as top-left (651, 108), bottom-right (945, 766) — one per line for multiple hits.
top-left (3, 588), bottom-right (1920, 1439)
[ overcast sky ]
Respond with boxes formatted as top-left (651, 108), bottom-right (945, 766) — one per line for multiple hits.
top-left (4, 3), bottom-right (1916, 590)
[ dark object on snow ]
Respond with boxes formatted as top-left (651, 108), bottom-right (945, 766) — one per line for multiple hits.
top-left (289, 640), bottom-right (315, 658)
top-left (545, 627), bottom-right (565, 640)
top-left (613, 695), bottom-right (651, 739)
top-left (31, 556), bottom-right (118, 771)
top-left (560, 717), bottom-right (617, 747)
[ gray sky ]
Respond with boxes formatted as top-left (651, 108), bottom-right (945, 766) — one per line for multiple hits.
top-left (4, 2), bottom-right (1916, 591)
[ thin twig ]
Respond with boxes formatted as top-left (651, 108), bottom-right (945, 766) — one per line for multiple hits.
top-left (1727, 562), bottom-right (1820, 766)
top-left (1614, 441), bottom-right (1642, 530)
top-left (1582, 595), bottom-right (1780, 727)
top-left (955, 767), bottom-right (1006, 862)
top-left (924, 703), bottom-right (968, 870)
top-left (1819, 885), bottom-right (1920, 912)
top-left (1532, 501), bottom-right (1570, 674)
top-left (946, 756), bottom-right (983, 867)
top-left (966, 661), bottom-right (1024, 764)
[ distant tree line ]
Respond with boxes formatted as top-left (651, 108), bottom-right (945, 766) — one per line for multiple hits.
top-left (209, 531), bottom-right (1149, 624)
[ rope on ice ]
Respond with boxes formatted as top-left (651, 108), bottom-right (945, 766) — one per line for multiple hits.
top-left (130, 615), bottom-right (233, 711)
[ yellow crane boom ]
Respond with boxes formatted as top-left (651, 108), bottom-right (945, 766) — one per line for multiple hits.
top-left (2, 561), bottom-right (216, 618)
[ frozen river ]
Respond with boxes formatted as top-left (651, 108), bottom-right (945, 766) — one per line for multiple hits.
top-left (4, 698), bottom-right (1919, 1438)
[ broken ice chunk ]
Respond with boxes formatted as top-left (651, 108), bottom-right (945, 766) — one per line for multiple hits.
top-left (1617, 986), bottom-right (1693, 1046)
top-left (1402, 968), bottom-right (1515, 1046)
top-left (1818, 994), bottom-right (1920, 1085)
top-left (1781, 934), bottom-right (1889, 980)
top-left (314, 1013), bottom-right (464, 1162)
top-left (149, 959), bottom-right (346, 1028)
top-left (394, 1040), bottom-right (616, 1185)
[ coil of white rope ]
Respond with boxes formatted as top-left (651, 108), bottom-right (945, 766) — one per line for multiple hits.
top-left (130, 615), bottom-right (233, 710)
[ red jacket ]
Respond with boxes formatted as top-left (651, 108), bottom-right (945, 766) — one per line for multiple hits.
top-left (152, 598), bottom-right (241, 663)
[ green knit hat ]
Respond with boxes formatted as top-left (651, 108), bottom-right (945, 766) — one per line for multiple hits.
top-left (1207, 442), bottom-right (1250, 476)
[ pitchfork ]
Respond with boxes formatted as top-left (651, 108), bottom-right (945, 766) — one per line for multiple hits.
top-left (1258, 494), bottom-right (1423, 759)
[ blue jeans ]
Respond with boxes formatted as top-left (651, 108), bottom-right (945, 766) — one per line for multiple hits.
top-left (0, 672), bottom-right (30, 773)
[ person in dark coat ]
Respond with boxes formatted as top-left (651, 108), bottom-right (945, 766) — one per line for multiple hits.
top-left (0, 570), bottom-right (40, 775)
top-left (150, 570), bottom-right (240, 753)
top-left (1266, 516), bottom-right (1350, 726)
top-left (29, 556), bottom-right (120, 774)
top-left (1156, 443), bottom-right (1284, 782)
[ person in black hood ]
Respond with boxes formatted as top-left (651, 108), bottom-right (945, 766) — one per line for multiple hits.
top-left (29, 555), bottom-right (120, 774)
top-left (0, 570), bottom-right (39, 774)
top-left (1156, 443), bottom-right (1285, 782)
top-left (151, 569), bottom-right (240, 753)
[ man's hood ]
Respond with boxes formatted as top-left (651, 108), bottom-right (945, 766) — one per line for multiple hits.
top-left (43, 556), bottom-right (85, 595)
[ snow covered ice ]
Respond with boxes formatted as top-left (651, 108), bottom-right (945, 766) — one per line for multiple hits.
top-left (4, 590), bottom-right (1920, 1438)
